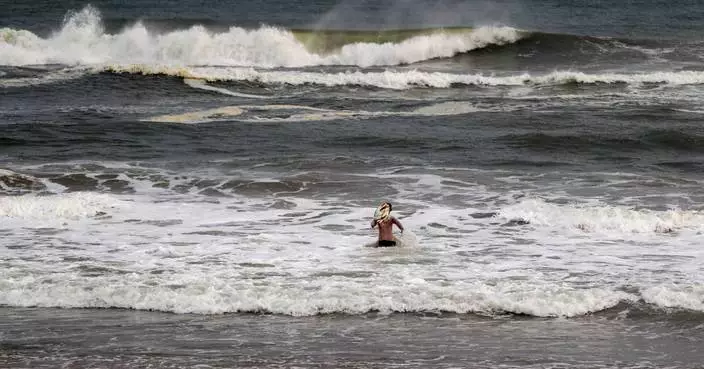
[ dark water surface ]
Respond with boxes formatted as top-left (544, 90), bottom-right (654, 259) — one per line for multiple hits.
top-left (3, 1), bottom-right (704, 368)
top-left (2, 307), bottom-right (704, 368)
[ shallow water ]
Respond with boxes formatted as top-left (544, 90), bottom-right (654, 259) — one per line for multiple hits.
top-left (2, 307), bottom-right (704, 369)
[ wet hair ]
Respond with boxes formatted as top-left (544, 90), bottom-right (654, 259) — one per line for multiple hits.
top-left (381, 201), bottom-right (392, 212)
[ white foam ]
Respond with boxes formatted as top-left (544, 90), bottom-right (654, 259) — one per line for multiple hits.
top-left (641, 285), bottom-right (704, 311)
top-left (0, 267), bottom-right (632, 316)
top-left (0, 192), bottom-right (123, 223)
top-left (496, 198), bottom-right (704, 236)
top-left (532, 70), bottom-right (704, 85)
top-left (324, 26), bottom-right (520, 67)
top-left (2, 167), bottom-right (704, 317)
top-left (394, 229), bottom-right (419, 248)
top-left (107, 64), bottom-right (526, 89)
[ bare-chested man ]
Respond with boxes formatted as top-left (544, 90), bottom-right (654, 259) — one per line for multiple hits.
top-left (370, 201), bottom-right (404, 247)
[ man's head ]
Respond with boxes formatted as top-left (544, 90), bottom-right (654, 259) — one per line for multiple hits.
top-left (375, 201), bottom-right (392, 221)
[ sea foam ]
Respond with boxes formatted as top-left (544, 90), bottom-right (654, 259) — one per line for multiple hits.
top-left (0, 270), bottom-right (635, 317)
top-left (0, 192), bottom-right (122, 222)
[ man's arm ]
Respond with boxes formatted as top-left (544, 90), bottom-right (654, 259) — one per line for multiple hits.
top-left (392, 217), bottom-right (404, 232)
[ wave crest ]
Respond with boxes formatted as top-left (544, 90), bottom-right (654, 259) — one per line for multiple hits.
top-left (0, 275), bottom-right (632, 317)
top-left (103, 64), bottom-right (704, 91)
top-left (0, 6), bottom-right (522, 68)
top-left (496, 199), bottom-right (704, 235)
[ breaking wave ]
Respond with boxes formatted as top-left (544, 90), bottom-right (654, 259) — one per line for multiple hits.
top-left (0, 6), bottom-right (521, 68)
top-left (105, 64), bottom-right (704, 90)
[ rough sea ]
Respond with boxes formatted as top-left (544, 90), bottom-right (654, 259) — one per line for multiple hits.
top-left (2, 0), bottom-right (704, 368)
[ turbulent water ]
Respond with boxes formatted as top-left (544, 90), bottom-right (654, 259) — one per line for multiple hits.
top-left (2, 0), bottom-right (704, 367)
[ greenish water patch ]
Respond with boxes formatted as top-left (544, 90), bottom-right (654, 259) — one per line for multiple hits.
top-left (291, 27), bottom-right (475, 54)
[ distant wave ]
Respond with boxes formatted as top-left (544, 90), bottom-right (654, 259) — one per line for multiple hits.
top-left (6, 63), bottom-right (704, 91)
top-left (0, 6), bottom-right (522, 68)
top-left (501, 30), bottom-right (674, 57)
top-left (104, 65), bottom-right (704, 90)
top-left (3, 5), bottom-right (701, 91)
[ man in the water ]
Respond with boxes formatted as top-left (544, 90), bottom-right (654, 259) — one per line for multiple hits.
top-left (370, 201), bottom-right (404, 247)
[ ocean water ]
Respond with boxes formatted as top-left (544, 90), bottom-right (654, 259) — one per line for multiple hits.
top-left (2, 0), bottom-right (704, 367)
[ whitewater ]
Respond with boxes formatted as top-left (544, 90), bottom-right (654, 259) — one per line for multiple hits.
top-left (1, 165), bottom-right (703, 317)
